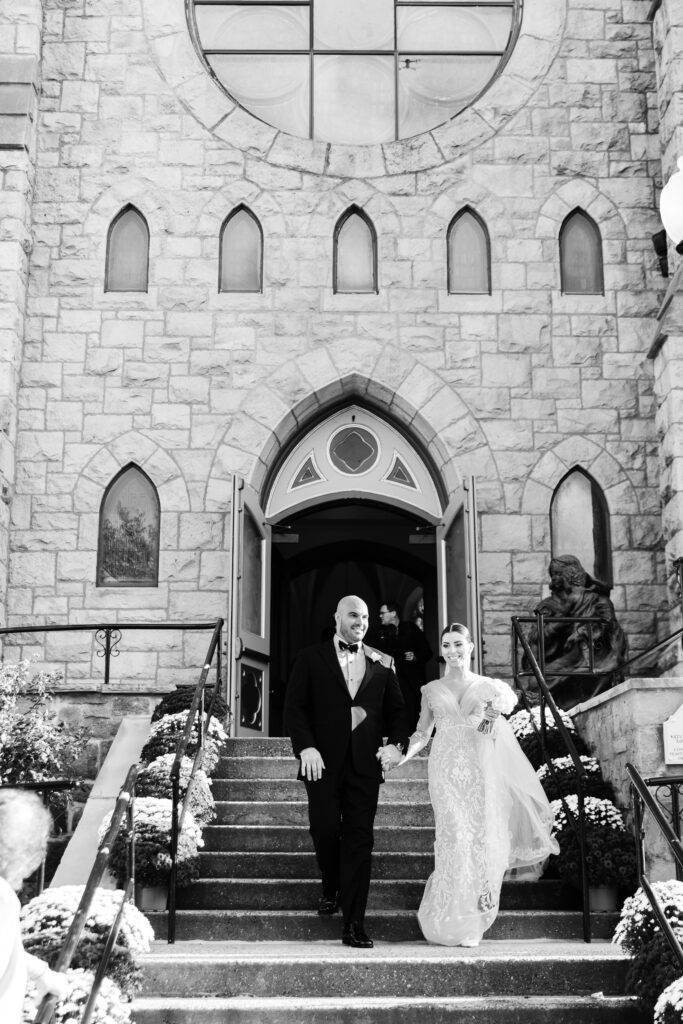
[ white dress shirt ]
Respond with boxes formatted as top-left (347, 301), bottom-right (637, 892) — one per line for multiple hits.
top-left (334, 634), bottom-right (366, 699)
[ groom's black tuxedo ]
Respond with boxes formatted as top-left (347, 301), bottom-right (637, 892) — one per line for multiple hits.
top-left (284, 640), bottom-right (410, 927)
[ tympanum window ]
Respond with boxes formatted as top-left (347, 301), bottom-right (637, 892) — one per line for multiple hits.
top-left (334, 208), bottom-right (378, 294)
top-left (219, 206), bottom-right (263, 292)
top-left (105, 206), bottom-right (149, 293)
top-left (190, 0), bottom-right (522, 144)
top-left (550, 468), bottom-right (611, 584)
top-left (97, 465), bottom-right (160, 587)
top-left (447, 208), bottom-right (491, 294)
top-left (559, 210), bottom-right (604, 295)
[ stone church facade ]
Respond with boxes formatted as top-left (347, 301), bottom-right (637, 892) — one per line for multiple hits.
top-left (1, 0), bottom-right (682, 757)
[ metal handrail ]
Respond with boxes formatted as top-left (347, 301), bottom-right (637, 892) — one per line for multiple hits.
top-left (168, 617), bottom-right (225, 944)
top-left (0, 780), bottom-right (76, 894)
top-left (33, 764), bottom-right (138, 1024)
top-left (626, 762), bottom-right (683, 971)
top-left (511, 617), bottom-right (591, 942)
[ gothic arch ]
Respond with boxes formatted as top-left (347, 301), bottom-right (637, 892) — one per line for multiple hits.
top-left (74, 432), bottom-right (191, 514)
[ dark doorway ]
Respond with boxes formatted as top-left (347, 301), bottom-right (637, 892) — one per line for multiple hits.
top-left (268, 500), bottom-right (439, 736)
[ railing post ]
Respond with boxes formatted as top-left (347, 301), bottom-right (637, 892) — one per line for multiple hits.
top-left (631, 781), bottom-right (645, 883)
top-left (168, 772), bottom-right (179, 945)
top-left (577, 779), bottom-right (591, 943)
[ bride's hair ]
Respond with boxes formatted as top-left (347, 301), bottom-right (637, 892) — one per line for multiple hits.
top-left (441, 622), bottom-right (472, 642)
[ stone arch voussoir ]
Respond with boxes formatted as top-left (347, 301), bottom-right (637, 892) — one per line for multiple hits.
top-left (521, 437), bottom-right (640, 517)
top-left (74, 432), bottom-right (190, 514)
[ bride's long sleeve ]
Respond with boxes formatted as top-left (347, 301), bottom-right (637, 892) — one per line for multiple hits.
top-left (398, 689), bottom-right (434, 765)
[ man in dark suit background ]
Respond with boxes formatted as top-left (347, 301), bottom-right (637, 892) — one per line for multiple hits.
top-left (284, 594), bottom-right (409, 949)
top-left (376, 600), bottom-right (433, 731)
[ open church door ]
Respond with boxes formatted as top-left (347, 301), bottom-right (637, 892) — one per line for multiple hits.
top-left (229, 477), bottom-right (272, 737)
top-left (436, 477), bottom-right (482, 672)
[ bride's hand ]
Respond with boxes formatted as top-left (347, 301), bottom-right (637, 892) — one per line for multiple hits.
top-left (483, 702), bottom-right (501, 721)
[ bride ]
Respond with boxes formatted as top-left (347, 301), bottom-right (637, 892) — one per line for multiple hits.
top-left (381, 622), bottom-right (558, 947)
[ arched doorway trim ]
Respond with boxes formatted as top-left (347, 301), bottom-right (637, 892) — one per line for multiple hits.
top-left (265, 404), bottom-right (443, 522)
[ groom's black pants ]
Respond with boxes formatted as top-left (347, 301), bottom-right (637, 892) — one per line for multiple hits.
top-left (304, 757), bottom-right (380, 926)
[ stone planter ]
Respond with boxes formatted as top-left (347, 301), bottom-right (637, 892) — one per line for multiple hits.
top-left (588, 885), bottom-right (619, 912)
top-left (135, 884), bottom-right (168, 912)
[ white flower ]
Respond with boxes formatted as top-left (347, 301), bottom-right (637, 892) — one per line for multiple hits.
top-left (537, 755), bottom-right (601, 782)
top-left (508, 706), bottom-right (576, 739)
top-left (99, 797), bottom-right (204, 848)
top-left (550, 795), bottom-right (626, 836)
top-left (22, 969), bottom-right (132, 1024)
top-left (21, 886), bottom-right (154, 956)
top-left (655, 976), bottom-right (683, 1023)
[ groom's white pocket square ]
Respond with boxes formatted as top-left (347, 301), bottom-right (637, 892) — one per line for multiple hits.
top-left (351, 707), bottom-right (367, 731)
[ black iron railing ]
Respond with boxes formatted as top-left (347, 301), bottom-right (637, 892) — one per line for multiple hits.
top-left (33, 765), bottom-right (138, 1024)
top-left (511, 617), bottom-right (591, 942)
top-left (168, 617), bottom-right (225, 944)
top-left (639, 774), bottom-right (683, 882)
top-left (0, 779), bottom-right (76, 894)
top-left (626, 762), bottom-right (683, 971)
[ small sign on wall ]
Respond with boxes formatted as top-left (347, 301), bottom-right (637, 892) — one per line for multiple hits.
top-left (664, 704), bottom-right (683, 764)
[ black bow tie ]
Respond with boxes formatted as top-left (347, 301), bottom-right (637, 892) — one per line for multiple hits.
top-left (339, 641), bottom-right (359, 654)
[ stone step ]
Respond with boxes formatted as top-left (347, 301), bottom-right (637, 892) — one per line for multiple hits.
top-left (217, 756), bottom-right (429, 780)
top-left (176, 879), bottom-right (580, 912)
top-left (212, 779), bottom-right (430, 802)
top-left (132, 994), bottom-right (641, 1024)
top-left (198, 850), bottom-right (433, 879)
top-left (203, 824), bottom-right (435, 853)
top-left (138, 940), bottom-right (630, 999)
top-left (213, 801), bottom-right (435, 827)
top-left (148, 908), bottom-right (618, 943)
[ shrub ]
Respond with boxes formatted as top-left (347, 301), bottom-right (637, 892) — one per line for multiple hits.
top-left (99, 797), bottom-right (203, 889)
top-left (21, 886), bottom-right (153, 998)
top-left (136, 754), bottom-right (215, 825)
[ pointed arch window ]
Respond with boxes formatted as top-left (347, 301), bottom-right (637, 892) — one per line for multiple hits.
top-left (105, 206), bottom-right (149, 292)
top-left (447, 208), bottom-right (491, 294)
top-left (560, 210), bottom-right (604, 295)
top-left (219, 206), bottom-right (263, 293)
top-left (97, 465), bottom-right (160, 587)
top-left (334, 207), bottom-right (377, 294)
top-left (550, 468), bottom-right (611, 584)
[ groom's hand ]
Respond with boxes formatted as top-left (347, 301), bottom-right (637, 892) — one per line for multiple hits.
top-left (378, 744), bottom-right (402, 771)
top-left (300, 747), bottom-right (325, 781)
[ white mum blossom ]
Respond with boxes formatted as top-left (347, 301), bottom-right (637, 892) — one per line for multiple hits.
top-left (22, 969), bottom-right (132, 1024)
top-left (508, 706), bottom-right (576, 739)
top-left (537, 755), bottom-right (601, 782)
top-left (99, 796), bottom-right (204, 848)
top-left (21, 885), bottom-right (154, 956)
top-left (550, 795), bottom-right (626, 836)
top-left (655, 976), bottom-right (683, 1023)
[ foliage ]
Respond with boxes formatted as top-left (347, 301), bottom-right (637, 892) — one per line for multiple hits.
top-left (21, 885), bottom-right (153, 998)
top-left (138, 711), bottom-right (227, 774)
top-left (136, 754), bottom-right (215, 825)
top-left (23, 969), bottom-right (132, 1024)
top-left (613, 882), bottom-right (683, 1015)
top-left (99, 797), bottom-right (203, 889)
top-left (550, 795), bottom-right (637, 889)
top-left (0, 660), bottom-right (86, 793)
top-left (625, 934), bottom-right (681, 1016)
top-left (506, 705), bottom-right (588, 769)
top-left (614, 882), bottom-right (683, 954)
top-left (151, 686), bottom-right (228, 724)
top-left (536, 755), bottom-right (613, 802)
top-left (656, 976), bottom-right (683, 1024)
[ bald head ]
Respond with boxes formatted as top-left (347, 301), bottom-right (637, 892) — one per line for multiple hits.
top-left (334, 595), bottom-right (369, 644)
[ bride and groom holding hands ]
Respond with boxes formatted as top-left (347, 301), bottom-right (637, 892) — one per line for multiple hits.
top-left (284, 594), bottom-right (558, 949)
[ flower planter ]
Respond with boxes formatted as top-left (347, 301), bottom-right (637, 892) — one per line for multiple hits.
top-left (135, 884), bottom-right (167, 913)
top-left (589, 884), bottom-right (619, 912)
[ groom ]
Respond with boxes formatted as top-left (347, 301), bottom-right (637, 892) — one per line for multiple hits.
top-left (284, 594), bottom-right (409, 948)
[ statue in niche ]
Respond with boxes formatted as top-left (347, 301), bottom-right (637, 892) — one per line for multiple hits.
top-left (524, 554), bottom-right (628, 710)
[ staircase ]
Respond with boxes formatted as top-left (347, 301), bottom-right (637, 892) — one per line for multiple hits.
top-left (132, 738), bottom-right (642, 1023)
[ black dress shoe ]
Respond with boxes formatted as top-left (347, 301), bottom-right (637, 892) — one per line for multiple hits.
top-left (317, 895), bottom-right (339, 916)
top-left (342, 922), bottom-right (374, 948)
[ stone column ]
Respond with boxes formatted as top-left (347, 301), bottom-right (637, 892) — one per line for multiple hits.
top-left (0, 0), bottom-right (41, 625)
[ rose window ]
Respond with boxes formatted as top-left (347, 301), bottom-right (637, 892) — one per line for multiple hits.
top-left (189, 0), bottom-right (522, 145)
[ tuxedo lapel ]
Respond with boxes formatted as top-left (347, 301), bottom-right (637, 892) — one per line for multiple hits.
top-left (318, 641), bottom-right (351, 698)
top-left (355, 655), bottom-right (378, 701)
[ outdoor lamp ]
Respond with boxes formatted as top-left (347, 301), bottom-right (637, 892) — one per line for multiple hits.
top-left (660, 155), bottom-right (683, 254)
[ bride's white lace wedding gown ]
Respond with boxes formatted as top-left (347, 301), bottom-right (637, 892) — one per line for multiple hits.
top-left (402, 675), bottom-right (559, 946)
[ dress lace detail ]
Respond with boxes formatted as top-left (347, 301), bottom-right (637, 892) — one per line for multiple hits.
top-left (402, 675), bottom-right (558, 946)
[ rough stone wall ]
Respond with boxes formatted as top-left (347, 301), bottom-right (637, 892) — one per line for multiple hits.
top-left (0, 0), bottom-right (41, 627)
top-left (4, 0), bottom-right (669, 713)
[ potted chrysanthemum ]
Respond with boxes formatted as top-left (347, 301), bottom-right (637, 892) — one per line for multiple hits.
top-left (23, 969), bottom-right (132, 1024)
top-left (138, 712), bottom-right (227, 774)
top-left (614, 880), bottom-right (683, 1015)
top-left (21, 885), bottom-right (153, 997)
top-left (537, 755), bottom-right (614, 802)
top-left (136, 754), bottom-right (215, 825)
top-left (551, 795), bottom-right (637, 910)
top-left (99, 797), bottom-right (204, 912)
top-left (507, 706), bottom-right (589, 770)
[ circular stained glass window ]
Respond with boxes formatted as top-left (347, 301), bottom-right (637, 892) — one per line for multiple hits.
top-left (328, 426), bottom-right (380, 475)
top-left (189, 1), bottom-right (522, 146)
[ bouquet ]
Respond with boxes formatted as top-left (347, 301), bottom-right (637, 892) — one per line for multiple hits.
top-left (99, 797), bottom-right (204, 889)
top-left (23, 969), bottom-right (132, 1024)
top-left (537, 755), bottom-right (613, 801)
top-left (461, 678), bottom-right (516, 735)
top-left (550, 795), bottom-right (637, 890)
top-left (139, 712), bottom-right (227, 774)
top-left (136, 754), bottom-right (215, 825)
top-left (656, 977), bottom-right (683, 1024)
top-left (21, 885), bottom-right (154, 997)
top-left (507, 706), bottom-right (588, 769)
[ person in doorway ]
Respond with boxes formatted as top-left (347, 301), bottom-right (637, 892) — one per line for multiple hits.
top-left (284, 594), bottom-right (410, 948)
top-left (377, 600), bottom-right (432, 731)
top-left (0, 789), bottom-right (70, 1022)
top-left (380, 622), bottom-right (558, 947)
